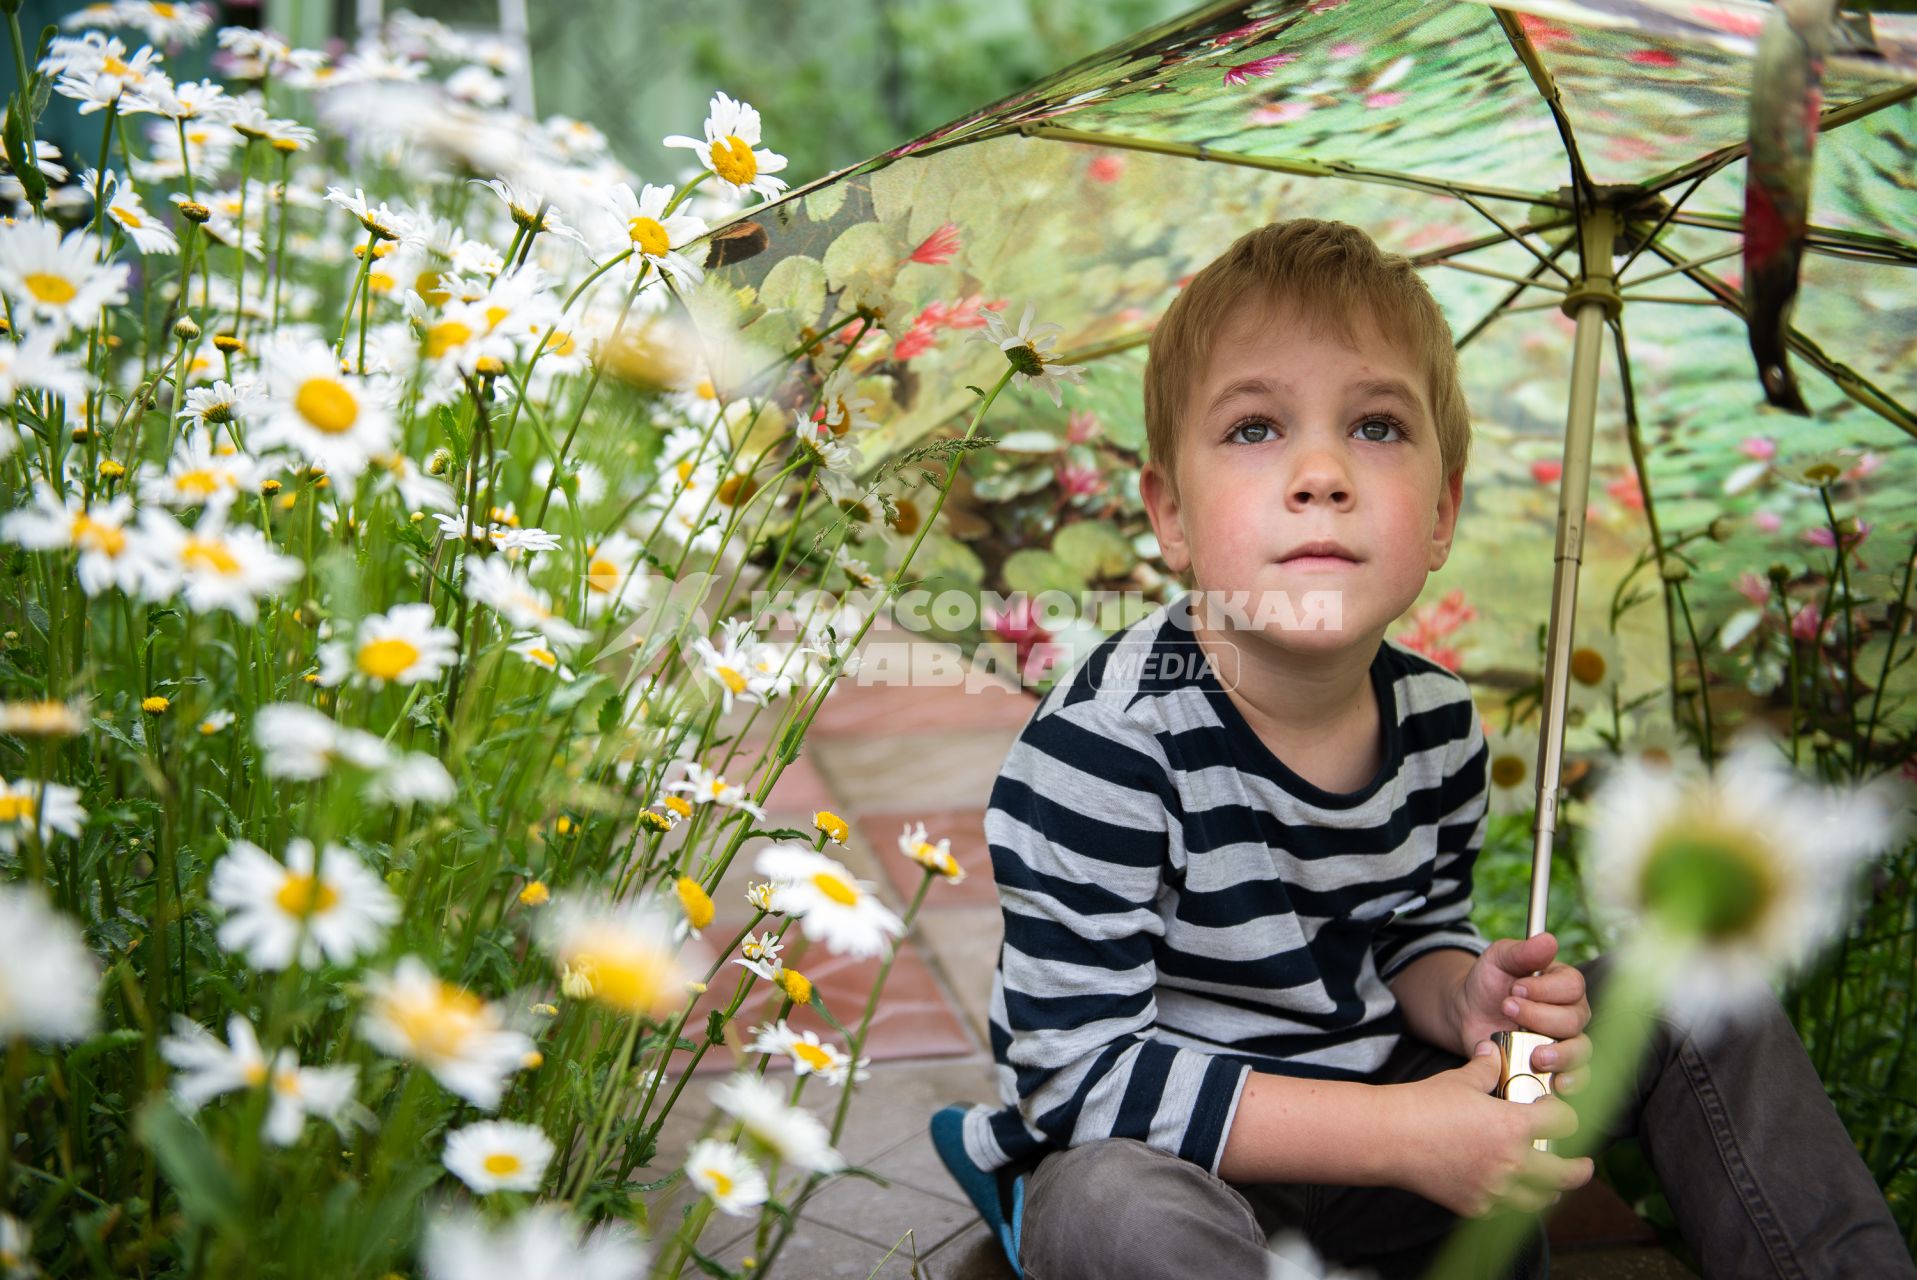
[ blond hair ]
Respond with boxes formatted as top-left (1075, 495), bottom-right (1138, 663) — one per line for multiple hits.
top-left (1142, 219), bottom-right (1472, 496)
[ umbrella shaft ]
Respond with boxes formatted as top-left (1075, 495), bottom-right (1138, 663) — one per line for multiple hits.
top-left (1530, 207), bottom-right (1623, 941)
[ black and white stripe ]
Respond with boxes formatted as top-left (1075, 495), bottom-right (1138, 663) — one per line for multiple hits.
top-left (960, 595), bottom-right (1491, 1177)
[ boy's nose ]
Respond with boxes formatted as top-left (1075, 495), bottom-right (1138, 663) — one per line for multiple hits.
top-left (1286, 447), bottom-right (1354, 509)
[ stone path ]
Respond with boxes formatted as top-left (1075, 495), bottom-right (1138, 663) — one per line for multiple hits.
top-left (647, 617), bottom-right (1694, 1278)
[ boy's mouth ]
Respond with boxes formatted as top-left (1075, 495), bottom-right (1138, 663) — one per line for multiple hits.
top-left (1277, 539), bottom-right (1362, 567)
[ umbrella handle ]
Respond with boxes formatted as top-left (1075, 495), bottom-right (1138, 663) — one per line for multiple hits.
top-left (1492, 1029), bottom-right (1559, 1153)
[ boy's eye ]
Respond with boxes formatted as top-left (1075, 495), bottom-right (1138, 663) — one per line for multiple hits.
top-left (1355, 415), bottom-right (1406, 443)
top-left (1227, 418), bottom-right (1274, 445)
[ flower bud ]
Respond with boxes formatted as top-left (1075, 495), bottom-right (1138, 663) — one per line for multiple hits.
top-left (426, 448), bottom-right (451, 476)
top-left (212, 334), bottom-right (245, 354)
top-left (173, 316), bottom-right (201, 340)
top-left (1659, 560), bottom-right (1691, 584)
top-left (177, 200), bottom-right (211, 223)
top-left (1767, 562), bottom-right (1791, 585)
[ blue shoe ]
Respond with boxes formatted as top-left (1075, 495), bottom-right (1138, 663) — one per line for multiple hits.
top-left (930, 1104), bottom-right (1026, 1277)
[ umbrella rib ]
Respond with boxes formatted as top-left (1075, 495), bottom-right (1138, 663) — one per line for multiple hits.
top-left (1007, 123), bottom-right (1569, 208)
top-left (1639, 241), bottom-right (1917, 441)
top-left (1657, 211), bottom-right (1917, 267)
top-left (1613, 160), bottom-right (1733, 282)
top-left (1618, 246), bottom-right (1742, 290)
top-left (1455, 239), bottom-right (1578, 352)
top-left (1489, 6), bottom-right (1596, 207)
top-left (1449, 188), bottom-right (1577, 283)
top-left (1642, 82), bottom-right (1917, 198)
top-left (1407, 217), bottom-right (1578, 267)
top-left (1432, 259), bottom-right (1568, 292)
top-left (1605, 313), bottom-right (1686, 730)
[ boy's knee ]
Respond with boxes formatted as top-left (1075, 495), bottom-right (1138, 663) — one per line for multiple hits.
top-left (1025, 1138), bottom-right (1265, 1275)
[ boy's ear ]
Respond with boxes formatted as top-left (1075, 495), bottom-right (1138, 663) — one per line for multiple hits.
top-left (1140, 460), bottom-right (1191, 575)
top-left (1429, 468), bottom-right (1464, 571)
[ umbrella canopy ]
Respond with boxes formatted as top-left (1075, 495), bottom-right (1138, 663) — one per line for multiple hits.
top-left (687, 0), bottom-right (1917, 860)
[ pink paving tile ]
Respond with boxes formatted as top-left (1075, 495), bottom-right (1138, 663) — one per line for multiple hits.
top-left (754, 750), bottom-right (838, 815)
top-left (668, 936), bottom-right (975, 1078)
top-left (861, 810), bottom-right (1000, 910)
top-left (807, 672), bottom-right (1039, 738)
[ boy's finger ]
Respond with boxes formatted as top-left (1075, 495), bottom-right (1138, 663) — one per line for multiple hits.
top-left (1493, 932), bottom-right (1557, 976)
top-left (1531, 1033), bottom-right (1592, 1074)
top-left (1509, 965), bottom-right (1585, 1005)
top-left (1500, 997), bottom-right (1587, 1040)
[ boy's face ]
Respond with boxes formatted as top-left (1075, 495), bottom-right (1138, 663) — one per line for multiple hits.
top-left (1140, 298), bottom-right (1463, 657)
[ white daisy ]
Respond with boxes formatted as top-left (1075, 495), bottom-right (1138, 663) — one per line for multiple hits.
top-left (361, 752), bottom-right (456, 806)
top-left (1584, 734), bottom-right (1907, 1033)
top-left (253, 703), bottom-right (393, 780)
top-left (1563, 629), bottom-right (1623, 721)
top-left (255, 336), bottom-right (397, 484)
top-left (370, 452), bottom-right (456, 513)
top-left (731, 929), bottom-right (785, 980)
top-left (359, 956), bottom-right (534, 1110)
top-left (0, 775), bottom-right (89, 856)
top-left (537, 892), bottom-right (698, 1020)
top-left (0, 884), bottom-right (99, 1042)
top-left (975, 302), bottom-right (1086, 408)
top-left (317, 603), bottom-right (458, 688)
top-left (754, 842), bottom-right (904, 959)
top-left (442, 1120), bottom-right (554, 1194)
top-left (259, 1048), bottom-right (357, 1147)
top-left (709, 1072), bottom-right (844, 1174)
top-left (1, 486), bottom-right (152, 598)
top-left (509, 633), bottom-right (575, 681)
top-left (0, 325), bottom-right (90, 403)
top-left (684, 1138), bottom-right (769, 1216)
top-left (813, 366), bottom-right (878, 441)
top-left (143, 75), bottom-right (232, 123)
top-left (208, 837), bottom-right (399, 971)
top-left (475, 177), bottom-right (587, 248)
top-left (605, 182), bottom-right (706, 288)
top-left (421, 1205), bottom-right (649, 1280)
top-left (138, 505), bottom-right (301, 623)
top-left (1485, 725), bottom-right (1536, 817)
top-left (323, 186), bottom-right (416, 242)
top-left (141, 436), bottom-right (261, 509)
top-left (160, 1013), bottom-right (268, 1109)
top-left (748, 1019), bottom-right (868, 1088)
top-left (108, 2), bottom-right (214, 45)
top-left (533, 457), bottom-right (608, 507)
top-left (666, 761), bottom-right (767, 821)
top-left (83, 168), bottom-right (178, 254)
top-left (688, 619), bottom-right (772, 715)
top-left (177, 380), bottom-right (263, 433)
top-left (897, 820), bottom-right (965, 884)
top-left (463, 557), bottom-right (591, 651)
top-left (663, 92), bottom-right (789, 201)
top-left (578, 531), bottom-right (649, 618)
top-left (0, 220), bottom-right (131, 332)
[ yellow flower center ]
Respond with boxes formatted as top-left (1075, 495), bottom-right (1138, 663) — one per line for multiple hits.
top-left (567, 942), bottom-right (672, 1015)
top-left (815, 812), bottom-right (849, 844)
top-left (272, 1068), bottom-right (301, 1097)
top-left (1803, 462), bottom-right (1841, 485)
top-left (1569, 647), bottom-right (1608, 687)
top-left (367, 270), bottom-right (395, 294)
top-left (1638, 823), bottom-right (1776, 941)
top-left (425, 320), bottom-right (472, 358)
top-left (810, 871), bottom-right (859, 907)
top-left (546, 331), bottom-right (576, 357)
top-left (112, 205), bottom-right (144, 230)
top-left (174, 468), bottom-right (227, 497)
top-left (711, 135), bottom-right (758, 185)
top-left (791, 1041), bottom-right (833, 1071)
top-left (385, 981), bottom-right (486, 1060)
top-left (357, 636), bottom-right (422, 681)
top-left (242, 1059), bottom-right (269, 1086)
top-left (181, 536), bottom-right (242, 575)
top-left (1490, 753), bottom-right (1528, 789)
top-left (0, 794), bottom-right (35, 823)
top-left (154, 4), bottom-right (178, 16)
top-left (415, 270), bottom-right (450, 305)
top-left (482, 1152), bottom-right (523, 1176)
top-left (716, 474), bottom-right (757, 507)
top-left (274, 872), bottom-right (340, 917)
top-left (522, 646), bottom-right (557, 669)
top-left (587, 557), bottom-right (619, 593)
top-left (889, 499), bottom-right (921, 536)
top-left (777, 968), bottom-right (812, 1005)
top-left (519, 880), bottom-right (550, 906)
top-left (709, 1169), bottom-right (735, 1198)
top-left (676, 460), bottom-right (696, 486)
top-left (664, 796), bottom-right (693, 818)
top-left (627, 216), bottom-right (671, 257)
top-left (103, 54), bottom-right (130, 77)
top-left (70, 514), bottom-right (126, 556)
top-left (24, 273), bottom-right (77, 305)
top-left (295, 377), bottom-right (359, 434)
top-left (676, 876), bottom-right (715, 930)
top-left (716, 665), bottom-right (748, 695)
top-left (483, 305), bottom-right (510, 332)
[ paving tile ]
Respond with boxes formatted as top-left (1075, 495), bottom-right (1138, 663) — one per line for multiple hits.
top-left (811, 731), bottom-right (1017, 815)
top-left (925, 1222), bottom-right (1018, 1280)
top-left (700, 1214), bottom-right (918, 1278)
top-left (858, 1128), bottom-right (973, 1207)
top-left (804, 1162), bottom-right (979, 1252)
top-left (666, 937), bottom-right (974, 1081)
top-left (827, 1058), bottom-right (1001, 1169)
top-left (1549, 1245), bottom-right (1697, 1278)
top-left (866, 809), bottom-right (1001, 910)
top-left (1546, 1176), bottom-right (1658, 1249)
top-left (908, 908), bottom-right (1003, 1052)
top-left (809, 662), bottom-right (1040, 738)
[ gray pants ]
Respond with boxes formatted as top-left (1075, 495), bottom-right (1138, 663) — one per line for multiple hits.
top-left (1018, 953), bottom-right (1916, 1280)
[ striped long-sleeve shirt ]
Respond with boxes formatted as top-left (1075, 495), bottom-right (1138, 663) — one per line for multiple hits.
top-left (959, 595), bottom-right (1493, 1178)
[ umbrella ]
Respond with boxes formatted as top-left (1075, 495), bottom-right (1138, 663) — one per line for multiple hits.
top-left (690, 0), bottom-right (1916, 1079)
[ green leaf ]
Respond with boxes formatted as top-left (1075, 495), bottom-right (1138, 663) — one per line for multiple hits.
top-left (706, 1008), bottom-right (728, 1045)
top-left (1001, 548), bottom-right (1088, 599)
top-left (809, 990), bottom-right (852, 1041)
top-left (66, 1028), bottom-right (143, 1072)
top-left (821, 222), bottom-right (898, 293)
top-left (136, 1099), bottom-right (243, 1234)
top-left (2, 104), bottom-right (45, 208)
top-left (1053, 520), bottom-right (1135, 581)
top-left (757, 254), bottom-right (827, 319)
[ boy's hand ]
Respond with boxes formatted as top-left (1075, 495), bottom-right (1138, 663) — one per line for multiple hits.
top-left (1385, 1041), bottom-right (1595, 1218)
top-left (1453, 932), bottom-right (1592, 1093)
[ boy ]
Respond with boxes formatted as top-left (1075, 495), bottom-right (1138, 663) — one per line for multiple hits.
top-left (935, 220), bottom-right (1913, 1278)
